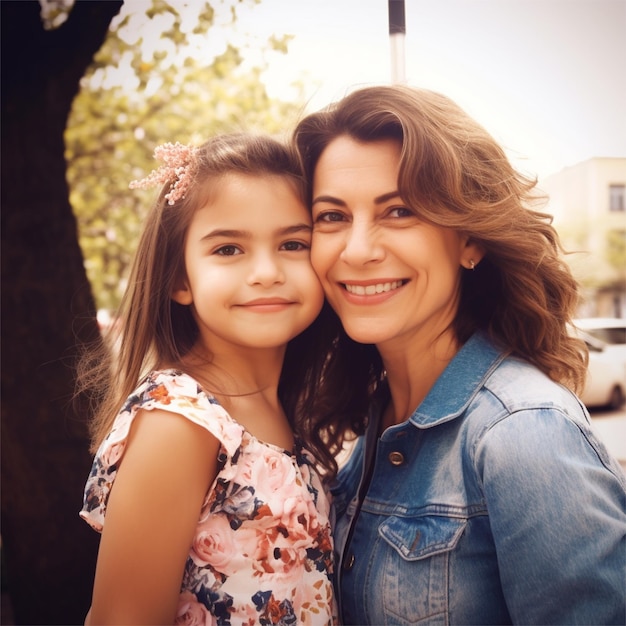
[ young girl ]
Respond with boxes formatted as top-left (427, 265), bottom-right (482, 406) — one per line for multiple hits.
top-left (78, 134), bottom-right (337, 625)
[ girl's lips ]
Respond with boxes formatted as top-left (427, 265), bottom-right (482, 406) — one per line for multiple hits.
top-left (242, 297), bottom-right (292, 305)
top-left (237, 297), bottom-right (294, 312)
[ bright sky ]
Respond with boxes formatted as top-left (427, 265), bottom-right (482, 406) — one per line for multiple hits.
top-left (227, 0), bottom-right (625, 180)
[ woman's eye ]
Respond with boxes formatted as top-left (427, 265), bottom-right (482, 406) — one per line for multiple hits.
top-left (214, 245), bottom-right (241, 256)
top-left (388, 206), bottom-right (414, 218)
top-left (281, 240), bottom-right (309, 251)
top-left (315, 211), bottom-right (346, 223)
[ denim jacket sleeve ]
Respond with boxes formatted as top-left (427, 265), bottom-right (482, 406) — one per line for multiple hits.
top-left (474, 407), bottom-right (626, 625)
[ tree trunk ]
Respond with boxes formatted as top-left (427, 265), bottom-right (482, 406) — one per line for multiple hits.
top-left (1, 2), bottom-right (123, 623)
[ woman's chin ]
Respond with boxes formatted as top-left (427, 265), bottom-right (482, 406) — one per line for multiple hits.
top-left (342, 320), bottom-right (397, 346)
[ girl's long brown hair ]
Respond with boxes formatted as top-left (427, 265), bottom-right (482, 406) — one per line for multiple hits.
top-left (77, 133), bottom-right (338, 476)
top-left (293, 85), bottom-right (588, 471)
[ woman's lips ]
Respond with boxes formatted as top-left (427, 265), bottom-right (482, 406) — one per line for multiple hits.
top-left (343, 280), bottom-right (405, 296)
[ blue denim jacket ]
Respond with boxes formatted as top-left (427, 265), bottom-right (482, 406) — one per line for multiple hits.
top-left (333, 332), bottom-right (626, 625)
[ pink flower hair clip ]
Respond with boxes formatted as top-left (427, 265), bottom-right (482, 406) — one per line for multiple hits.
top-left (129, 142), bottom-right (199, 205)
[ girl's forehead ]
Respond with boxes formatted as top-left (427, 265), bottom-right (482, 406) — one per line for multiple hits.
top-left (199, 171), bottom-right (302, 201)
top-left (189, 173), bottom-right (310, 231)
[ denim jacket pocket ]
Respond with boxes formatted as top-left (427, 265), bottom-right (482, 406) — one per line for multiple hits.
top-left (379, 514), bottom-right (466, 560)
top-left (377, 515), bottom-right (467, 624)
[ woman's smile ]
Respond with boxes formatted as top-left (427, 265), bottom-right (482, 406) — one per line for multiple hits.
top-left (343, 279), bottom-right (407, 296)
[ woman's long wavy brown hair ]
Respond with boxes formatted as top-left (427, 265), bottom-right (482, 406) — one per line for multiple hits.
top-left (293, 85), bottom-right (588, 475)
top-left (76, 133), bottom-right (338, 476)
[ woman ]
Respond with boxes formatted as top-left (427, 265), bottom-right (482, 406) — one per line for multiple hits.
top-left (294, 85), bottom-right (626, 625)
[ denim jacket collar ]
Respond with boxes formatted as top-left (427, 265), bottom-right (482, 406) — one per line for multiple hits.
top-left (409, 332), bottom-right (506, 429)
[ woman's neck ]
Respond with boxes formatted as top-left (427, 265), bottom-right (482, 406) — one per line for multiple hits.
top-left (379, 328), bottom-right (460, 429)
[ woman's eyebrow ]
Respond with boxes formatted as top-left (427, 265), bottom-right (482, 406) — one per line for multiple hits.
top-left (374, 191), bottom-right (402, 204)
top-left (312, 194), bottom-right (346, 207)
top-left (312, 191), bottom-right (402, 206)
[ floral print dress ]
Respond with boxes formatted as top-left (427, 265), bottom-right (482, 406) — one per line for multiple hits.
top-left (80, 370), bottom-right (337, 626)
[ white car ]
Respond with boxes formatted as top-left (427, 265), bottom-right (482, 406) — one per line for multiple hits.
top-left (574, 317), bottom-right (626, 349)
top-left (573, 318), bottom-right (626, 410)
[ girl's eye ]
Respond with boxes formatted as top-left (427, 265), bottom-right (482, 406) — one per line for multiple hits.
top-left (214, 245), bottom-right (242, 256)
top-left (315, 211), bottom-right (346, 223)
top-left (281, 240), bottom-right (309, 251)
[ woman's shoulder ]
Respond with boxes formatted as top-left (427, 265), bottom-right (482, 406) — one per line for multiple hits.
top-left (460, 354), bottom-right (589, 449)
top-left (482, 355), bottom-right (584, 418)
top-left (467, 357), bottom-right (626, 480)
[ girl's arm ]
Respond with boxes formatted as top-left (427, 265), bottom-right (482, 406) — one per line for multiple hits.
top-left (86, 408), bottom-right (219, 625)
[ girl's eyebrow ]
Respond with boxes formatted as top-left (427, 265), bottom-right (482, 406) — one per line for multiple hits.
top-left (312, 191), bottom-right (402, 206)
top-left (200, 223), bottom-right (311, 242)
top-left (281, 223), bottom-right (313, 235)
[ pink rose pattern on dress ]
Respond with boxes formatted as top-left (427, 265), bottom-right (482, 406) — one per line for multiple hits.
top-left (80, 370), bottom-right (337, 625)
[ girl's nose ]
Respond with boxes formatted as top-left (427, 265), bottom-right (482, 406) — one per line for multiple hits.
top-left (247, 252), bottom-right (286, 286)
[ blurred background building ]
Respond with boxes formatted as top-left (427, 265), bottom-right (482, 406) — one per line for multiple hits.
top-left (541, 157), bottom-right (626, 318)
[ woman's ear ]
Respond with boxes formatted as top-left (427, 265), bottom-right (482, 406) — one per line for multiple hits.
top-left (460, 238), bottom-right (486, 270)
top-left (171, 277), bottom-right (193, 305)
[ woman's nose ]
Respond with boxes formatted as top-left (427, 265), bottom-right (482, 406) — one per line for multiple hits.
top-left (340, 221), bottom-right (385, 266)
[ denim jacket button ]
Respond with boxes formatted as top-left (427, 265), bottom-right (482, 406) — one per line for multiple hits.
top-left (388, 451), bottom-right (405, 466)
top-left (343, 553), bottom-right (355, 570)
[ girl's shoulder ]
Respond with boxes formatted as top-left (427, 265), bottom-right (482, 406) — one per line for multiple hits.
top-left (80, 369), bottom-right (244, 532)
top-left (115, 368), bottom-right (244, 455)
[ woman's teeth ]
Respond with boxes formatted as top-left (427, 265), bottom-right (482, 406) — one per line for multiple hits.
top-left (344, 280), bottom-right (403, 295)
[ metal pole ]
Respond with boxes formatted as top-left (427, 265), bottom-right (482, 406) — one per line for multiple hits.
top-left (388, 0), bottom-right (406, 83)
